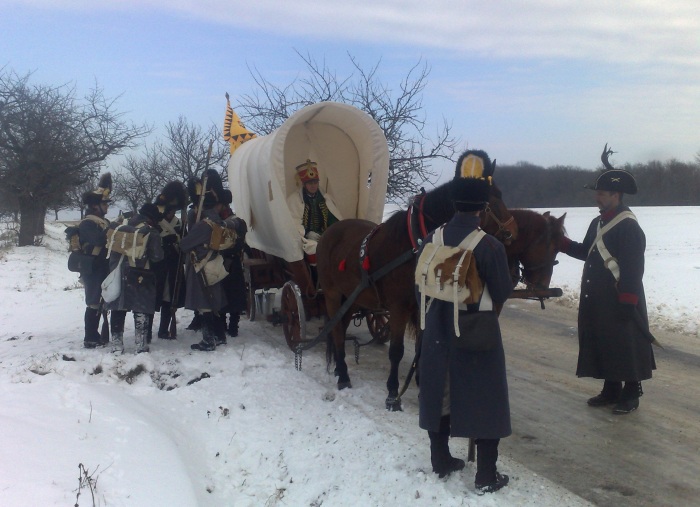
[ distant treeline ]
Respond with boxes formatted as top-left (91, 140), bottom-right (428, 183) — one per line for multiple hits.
top-left (495, 159), bottom-right (700, 208)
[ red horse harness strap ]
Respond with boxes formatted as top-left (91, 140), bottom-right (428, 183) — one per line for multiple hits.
top-left (359, 223), bottom-right (383, 272)
top-left (407, 191), bottom-right (428, 250)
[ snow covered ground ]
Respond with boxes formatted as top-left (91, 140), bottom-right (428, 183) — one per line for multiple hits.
top-left (0, 206), bottom-right (695, 506)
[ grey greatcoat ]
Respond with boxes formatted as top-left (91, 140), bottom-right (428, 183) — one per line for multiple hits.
top-left (180, 208), bottom-right (227, 312)
top-left (78, 215), bottom-right (110, 306)
top-left (105, 215), bottom-right (164, 314)
top-left (418, 213), bottom-right (513, 439)
top-left (562, 204), bottom-right (655, 381)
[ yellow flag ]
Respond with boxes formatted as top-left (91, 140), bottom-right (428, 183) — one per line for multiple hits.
top-left (223, 93), bottom-right (257, 155)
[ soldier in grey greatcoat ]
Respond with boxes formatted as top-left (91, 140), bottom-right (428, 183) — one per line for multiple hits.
top-left (559, 159), bottom-right (655, 415)
top-left (78, 173), bottom-right (112, 349)
top-left (181, 170), bottom-right (229, 351)
top-left (106, 204), bottom-right (164, 354)
top-left (417, 151), bottom-right (512, 495)
top-left (152, 181), bottom-right (188, 339)
top-left (217, 189), bottom-right (248, 339)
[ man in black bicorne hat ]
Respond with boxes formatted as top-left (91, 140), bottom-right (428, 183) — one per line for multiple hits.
top-left (559, 145), bottom-right (655, 415)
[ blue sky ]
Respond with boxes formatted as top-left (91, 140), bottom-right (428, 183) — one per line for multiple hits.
top-left (2, 0), bottom-right (699, 183)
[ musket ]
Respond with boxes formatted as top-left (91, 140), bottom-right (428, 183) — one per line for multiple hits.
top-left (168, 209), bottom-right (186, 339)
top-left (195, 139), bottom-right (215, 225)
top-left (167, 140), bottom-right (213, 337)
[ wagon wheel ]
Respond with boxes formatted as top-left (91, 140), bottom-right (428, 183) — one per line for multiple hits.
top-left (246, 282), bottom-right (256, 321)
top-left (281, 281), bottom-right (307, 351)
top-left (366, 311), bottom-right (390, 344)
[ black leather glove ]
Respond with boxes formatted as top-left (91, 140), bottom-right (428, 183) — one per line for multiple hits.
top-left (618, 303), bottom-right (636, 322)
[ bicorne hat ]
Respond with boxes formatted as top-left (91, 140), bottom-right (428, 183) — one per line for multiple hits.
top-left (586, 170), bottom-right (638, 195)
top-left (449, 150), bottom-right (493, 211)
top-left (82, 172), bottom-right (113, 206)
top-left (586, 143), bottom-right (638, 195)
top-left (296, 159), bottom-right (320, 184)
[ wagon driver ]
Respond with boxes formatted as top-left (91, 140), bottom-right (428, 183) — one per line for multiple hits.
top-left (288, 159), bottom-right (341, 266)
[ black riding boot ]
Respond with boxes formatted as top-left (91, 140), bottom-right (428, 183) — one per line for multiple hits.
top-left (588, 380), bottom-right (623, 407)
top-left (191, 312), bottom-right (216, 351)
top-left (428, 415), bottom-right (465, 478)
top-left (186, 311), bottom-right (202, 331)
top-left (215, 313), bottom-right (227, 345)
top-left (475, 438), bottom-right (509, 494)
top-left (227, 313), bottom-right (240, 338)
top-left (83, 307), bottom-right (101, 348)
top-left (613, 381), bottom-right (642, 414)
top-left (158, 302), bottom-right (173, 339)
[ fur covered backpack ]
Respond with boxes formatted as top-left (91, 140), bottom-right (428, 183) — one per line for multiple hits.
top-left (415, 226), bottom-right (485, 334)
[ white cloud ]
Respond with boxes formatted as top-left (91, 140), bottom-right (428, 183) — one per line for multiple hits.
top-left (12, 1), bottom-right (700, 68)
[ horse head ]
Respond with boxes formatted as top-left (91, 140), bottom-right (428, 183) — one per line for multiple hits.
top-left (481, 182), bottom-right (518, 245)
top-left (508, 210), bottom-right (566, 289)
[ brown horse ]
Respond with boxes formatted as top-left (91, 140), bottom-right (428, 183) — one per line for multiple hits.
top-left (316, 180), bottom-right (517, 410)
top-left (507, 209), bottom-right (567, 289)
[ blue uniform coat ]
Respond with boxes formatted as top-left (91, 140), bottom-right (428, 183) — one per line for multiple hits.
top-left (78, 215), bottom-right (110, 306)
top-left (418, 213), bottom-right (513, 439)
top-left (562, 205), bottom-right (655, 381)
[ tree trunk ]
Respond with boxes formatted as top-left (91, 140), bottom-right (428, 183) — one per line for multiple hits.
top-left (18, 198), bottom-right (44, 246)
top-left (37, 206), bottom-right (47, 234)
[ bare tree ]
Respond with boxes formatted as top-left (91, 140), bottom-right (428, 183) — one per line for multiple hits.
top-left (111, 116), bottom-right (229, 212)
top-left (237, 51), bottom-right (459, 201)
top-left (112, 144), bottom-right (171, 213)
top-left (160, 115), bottom-right (229, 183)
top-left (0, 68), bottom-right (150, 245)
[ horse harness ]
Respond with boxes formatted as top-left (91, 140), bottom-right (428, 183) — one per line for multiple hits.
top-left (483, 203), bottom-right (515, 244)
top-left (511, 215), bottom-right (559, 288)
top-left (295, 193), bottom-right (430, 368)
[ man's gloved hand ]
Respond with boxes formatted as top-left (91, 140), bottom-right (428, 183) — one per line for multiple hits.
top-left (618, 303), bottom-right (636, 322)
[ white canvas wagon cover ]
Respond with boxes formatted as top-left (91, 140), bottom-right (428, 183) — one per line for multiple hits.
top-left (228, 101), bottom-right (390, 262)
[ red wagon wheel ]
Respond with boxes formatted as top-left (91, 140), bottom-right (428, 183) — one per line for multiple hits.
top-left (281, 281), bottom-right (307, 350)
top-left (366, 311), bottom-right (390, 344)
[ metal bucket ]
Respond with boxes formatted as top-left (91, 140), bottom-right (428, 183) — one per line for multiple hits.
top-left (255, 292), bottom-right (276, 316)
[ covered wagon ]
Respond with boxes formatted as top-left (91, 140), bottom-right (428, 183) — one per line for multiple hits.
top-left (227, 101), bottom-right (390, 347)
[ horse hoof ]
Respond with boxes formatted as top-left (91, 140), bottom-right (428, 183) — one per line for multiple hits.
top-left (385, 397), bottom-right (403, 411)
top-left (337, 380), bottom-right (352, 390)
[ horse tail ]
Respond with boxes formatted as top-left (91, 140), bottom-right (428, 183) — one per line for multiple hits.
top-left (325, 327), bottom-right (335, 373)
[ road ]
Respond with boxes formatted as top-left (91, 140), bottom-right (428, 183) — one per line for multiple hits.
top-left (255, 297), bottom-right (700, 507)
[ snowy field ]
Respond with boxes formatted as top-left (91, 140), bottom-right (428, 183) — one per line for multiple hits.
top-left (0, 206), bottom-right (696, 506)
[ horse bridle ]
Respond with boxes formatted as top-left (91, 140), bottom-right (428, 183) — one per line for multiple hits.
top-left (482, 203), bottom-right (516, 244)
top-left (511, 220), bottom-right (559, 289)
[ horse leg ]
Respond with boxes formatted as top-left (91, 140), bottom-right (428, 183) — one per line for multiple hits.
top-left (333, 314), bottom-right (353, 390)
top-left (385, 312), bottom-right (407, 411)
top-left (325, 292), bottom-right (352, 390)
